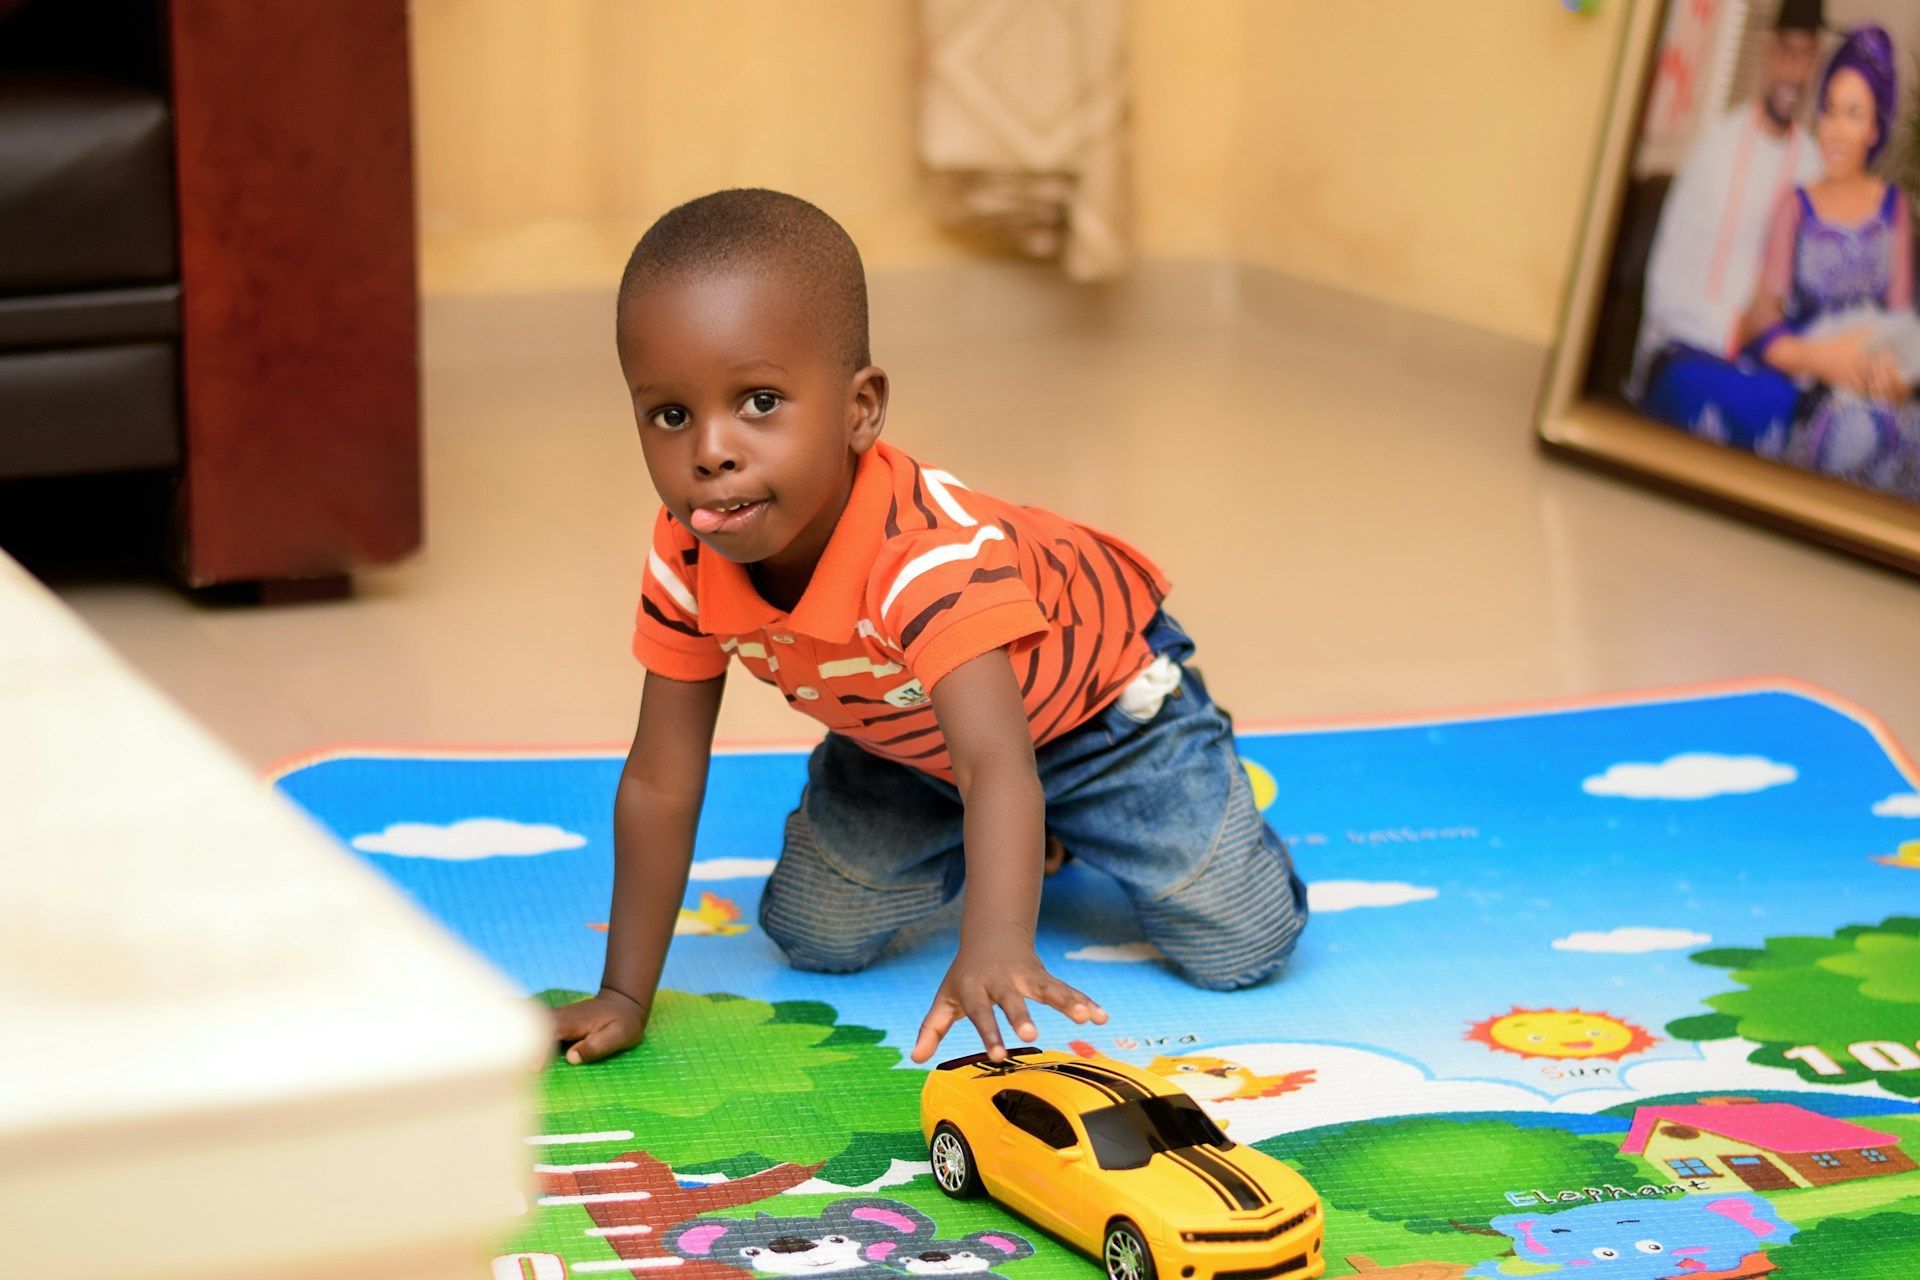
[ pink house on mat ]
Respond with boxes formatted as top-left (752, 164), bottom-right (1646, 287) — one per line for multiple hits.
top-left (1622, 1096), bottom-right (1914, 1191)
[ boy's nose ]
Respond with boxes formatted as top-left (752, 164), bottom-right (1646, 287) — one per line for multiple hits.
top-left (692, 419), bottom-right (740, 475)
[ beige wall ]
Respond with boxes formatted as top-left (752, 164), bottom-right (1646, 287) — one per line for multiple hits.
top-left (1226, 1), bottom-right (1629, 344)
top-left (411, 0), bottom-right (962, 294)
top-left (414, 0), bottom-right (1629, 343)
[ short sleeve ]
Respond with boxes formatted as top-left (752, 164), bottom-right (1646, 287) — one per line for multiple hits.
top-left (867, 524), bottom-right (1050, 691)
top-left (632, 508), bottom-right (728, 682)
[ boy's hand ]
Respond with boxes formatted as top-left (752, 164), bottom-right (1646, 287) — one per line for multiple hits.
top-left (910, 940), bottom-right (1107, 1064)
top-left (552, 988), bottom-right (649, 1065)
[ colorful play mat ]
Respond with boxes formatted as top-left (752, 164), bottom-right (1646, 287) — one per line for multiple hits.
top-left (275, 680), bottom-right (1920, 1280)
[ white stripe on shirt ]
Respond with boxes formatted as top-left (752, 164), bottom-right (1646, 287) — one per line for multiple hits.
top-left (879, 525), bottom-right (1006, 617)
top-left (818, 656), bottom-right (905, 680)
top-left (921, 469), bottom-right (975, 527)
top-left (647, 549), bottom-right (699, 617)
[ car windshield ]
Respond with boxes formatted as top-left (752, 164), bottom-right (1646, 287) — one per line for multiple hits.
top-left (1082, 1094), bottom-right (1232, 1171)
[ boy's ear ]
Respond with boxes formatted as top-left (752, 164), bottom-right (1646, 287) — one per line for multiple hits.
top-left (849, 365), bottom-right (888, 453)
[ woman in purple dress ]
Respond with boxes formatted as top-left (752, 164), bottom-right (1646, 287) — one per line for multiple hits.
top-left (1739, 25), bottom-right (1920, 500)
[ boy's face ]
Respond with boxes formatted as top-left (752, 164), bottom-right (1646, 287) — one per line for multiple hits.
top-left (617, 266), bottom-right (886, 578)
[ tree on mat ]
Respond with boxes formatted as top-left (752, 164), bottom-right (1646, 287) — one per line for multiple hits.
top-left (1261, 1118), bottom-right (1645, 1236)
top-left (540, 1152), bottom-right (825, 1274)
top-left (1766, 1212), bottom-right (1920, 1277)
top-left (1666, 917), bottom-right (1920, 1097)
top-left (537, 989), bottom-right (925, 1184)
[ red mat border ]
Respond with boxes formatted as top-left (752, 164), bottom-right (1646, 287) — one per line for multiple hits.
top-left (263, 676), bottom-right (1920, 793)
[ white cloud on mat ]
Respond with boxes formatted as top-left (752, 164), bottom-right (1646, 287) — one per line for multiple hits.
top-left (1553, 927), bottom-right (1712, 954)
top-left (350, 818), bottom-right (586, 859)
top-left (1873, 792), bottom-right (1920, 818)
top-left (689, 857), bottom-right (776, 880)
top-left (1582, 753), bottom-right (1796, 800)
top-left (1307, 880), bottom-right (1438, 912)
top-left (1184, 1037), bottom-right (1907, 1145)
top-left (1065, 942), bottom-right (1165, 963)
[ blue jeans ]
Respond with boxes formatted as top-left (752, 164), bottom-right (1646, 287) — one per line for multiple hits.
top-left (758, 613), bottom-right (1308, 990)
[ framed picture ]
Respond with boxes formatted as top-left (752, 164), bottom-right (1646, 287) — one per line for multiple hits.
top-left (1539, 0), bottom-right (1920, 573)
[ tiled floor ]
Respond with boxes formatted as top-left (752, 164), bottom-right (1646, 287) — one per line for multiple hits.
top-left (46, 276), bottom-right (1920, 769)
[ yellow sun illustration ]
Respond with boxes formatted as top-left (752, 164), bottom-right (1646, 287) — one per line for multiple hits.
top-left (1243, 760), bottom-right (1278, 811)
top-left (1465, 1006), bottom-right (1657, 1060)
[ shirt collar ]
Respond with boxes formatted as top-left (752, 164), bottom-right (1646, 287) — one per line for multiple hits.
top-left (696, 443), bottom-right (894, 643)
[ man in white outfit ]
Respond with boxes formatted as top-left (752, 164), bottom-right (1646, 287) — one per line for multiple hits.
top-left (1634, 0), bottom-right (1824, 398)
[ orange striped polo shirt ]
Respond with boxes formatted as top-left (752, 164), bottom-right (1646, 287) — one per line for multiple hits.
top-left (632, 440), bottom-right (1170, 780)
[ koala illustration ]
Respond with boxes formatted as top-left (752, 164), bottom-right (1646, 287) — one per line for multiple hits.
top-left (869, 1230), bottom-right (1036, 1277)
top-left (667, 1198), bottom-right (937, 1279)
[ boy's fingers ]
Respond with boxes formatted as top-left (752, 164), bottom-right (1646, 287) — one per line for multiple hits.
top-left (1039, 977), bottom-right (1103, 1023)
top-left (996, 991), bottom-right (1038, 1043)
top-left (962, 993), bottom-right (1005, 1060)
top-left (912, 1002), bottom-right (959, 1064)
top-left (566, 1022), bottom-right (619, 1065)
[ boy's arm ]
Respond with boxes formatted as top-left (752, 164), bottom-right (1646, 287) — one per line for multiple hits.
top-left (554, 669), bottom-right (725, 1064)
top-left (909, 648), bottom-right (1106, 1065)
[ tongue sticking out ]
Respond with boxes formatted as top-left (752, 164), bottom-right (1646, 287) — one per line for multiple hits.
top-left (690, 501), bottom-right (760, 534)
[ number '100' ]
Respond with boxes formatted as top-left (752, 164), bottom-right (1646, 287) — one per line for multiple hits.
top-left (1784, 1041), bottom-right (1920, 1075)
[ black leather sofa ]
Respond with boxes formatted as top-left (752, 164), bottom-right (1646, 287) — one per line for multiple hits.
top-left (0, 0), bottom-right (180, 484)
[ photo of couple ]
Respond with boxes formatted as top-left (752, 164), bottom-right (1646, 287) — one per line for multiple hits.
top-left (1588, 0), bottom-right (1920, 504)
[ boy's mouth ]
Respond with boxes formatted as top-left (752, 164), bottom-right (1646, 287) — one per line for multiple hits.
top-left (690, 497), bottom-right (769, 535)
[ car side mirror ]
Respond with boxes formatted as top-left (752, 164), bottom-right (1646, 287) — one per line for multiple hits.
top-left (1058, 1145), bottom-right (1086, 1162)
top-left (1217, 1118), bottom-right (1232, 1132)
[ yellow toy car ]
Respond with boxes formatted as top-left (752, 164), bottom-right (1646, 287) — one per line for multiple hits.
top-left (920, 1047), bottom-right (1324, 1280)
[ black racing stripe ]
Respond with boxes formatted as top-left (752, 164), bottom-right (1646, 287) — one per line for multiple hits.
top-left (642, 595), bottom-right (702, 637)
top-left (1163, 1150), bottom-right (1240, 1210)
top-left (1182, 1146), bottom-right (1267, 1210)
top-left (899, 591), bottom-right (962, 650)
top-left (1042, 1061), bottom-right (1152, 1103)
top-left (885, 495), bottom-right (901, 539)
top-left (1021, 1063), bottom-right (1127, 1105)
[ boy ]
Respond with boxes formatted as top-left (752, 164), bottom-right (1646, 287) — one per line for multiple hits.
top-left (553, 190), bottom-right (1306, 1067)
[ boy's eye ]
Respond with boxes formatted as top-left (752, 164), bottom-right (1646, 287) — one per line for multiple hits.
top-left (649, 406), bottom-right (690, 430)
top-left (743, 391), bottom-right (781, 417)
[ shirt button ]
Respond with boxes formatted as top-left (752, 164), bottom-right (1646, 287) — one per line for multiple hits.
top-left (771, 633), bottom-right (796, 645)
top-left (795, 686), bottom-right (821, 701)
top-left (767, 657), bottom-right (779, 672)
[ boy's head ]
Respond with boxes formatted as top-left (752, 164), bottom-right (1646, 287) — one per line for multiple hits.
top-left (616, 189), bottom-right (886, 577)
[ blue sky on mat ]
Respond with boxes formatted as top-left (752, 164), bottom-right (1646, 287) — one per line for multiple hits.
top-left (278, 687), bottom-right (1920, 1104)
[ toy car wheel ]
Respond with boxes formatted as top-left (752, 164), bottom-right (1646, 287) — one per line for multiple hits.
top-left (929, 1122), bottom-right (982, 1198)
top-left (1102, 1220), bottom-right (1156, 1280)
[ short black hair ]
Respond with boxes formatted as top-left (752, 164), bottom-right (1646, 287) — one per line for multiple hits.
top-left (617, 188), bottom-right (870, 371)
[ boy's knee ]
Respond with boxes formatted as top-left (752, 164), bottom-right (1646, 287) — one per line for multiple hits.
top-left (756, 882), bottom-right (889, 974)
top-left (756, 901), bottom-right (890, 971)
top-left (1173, 918), bottom-right (1303, 990)
top-left (1139, 838), bottom-right (1308, 991)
